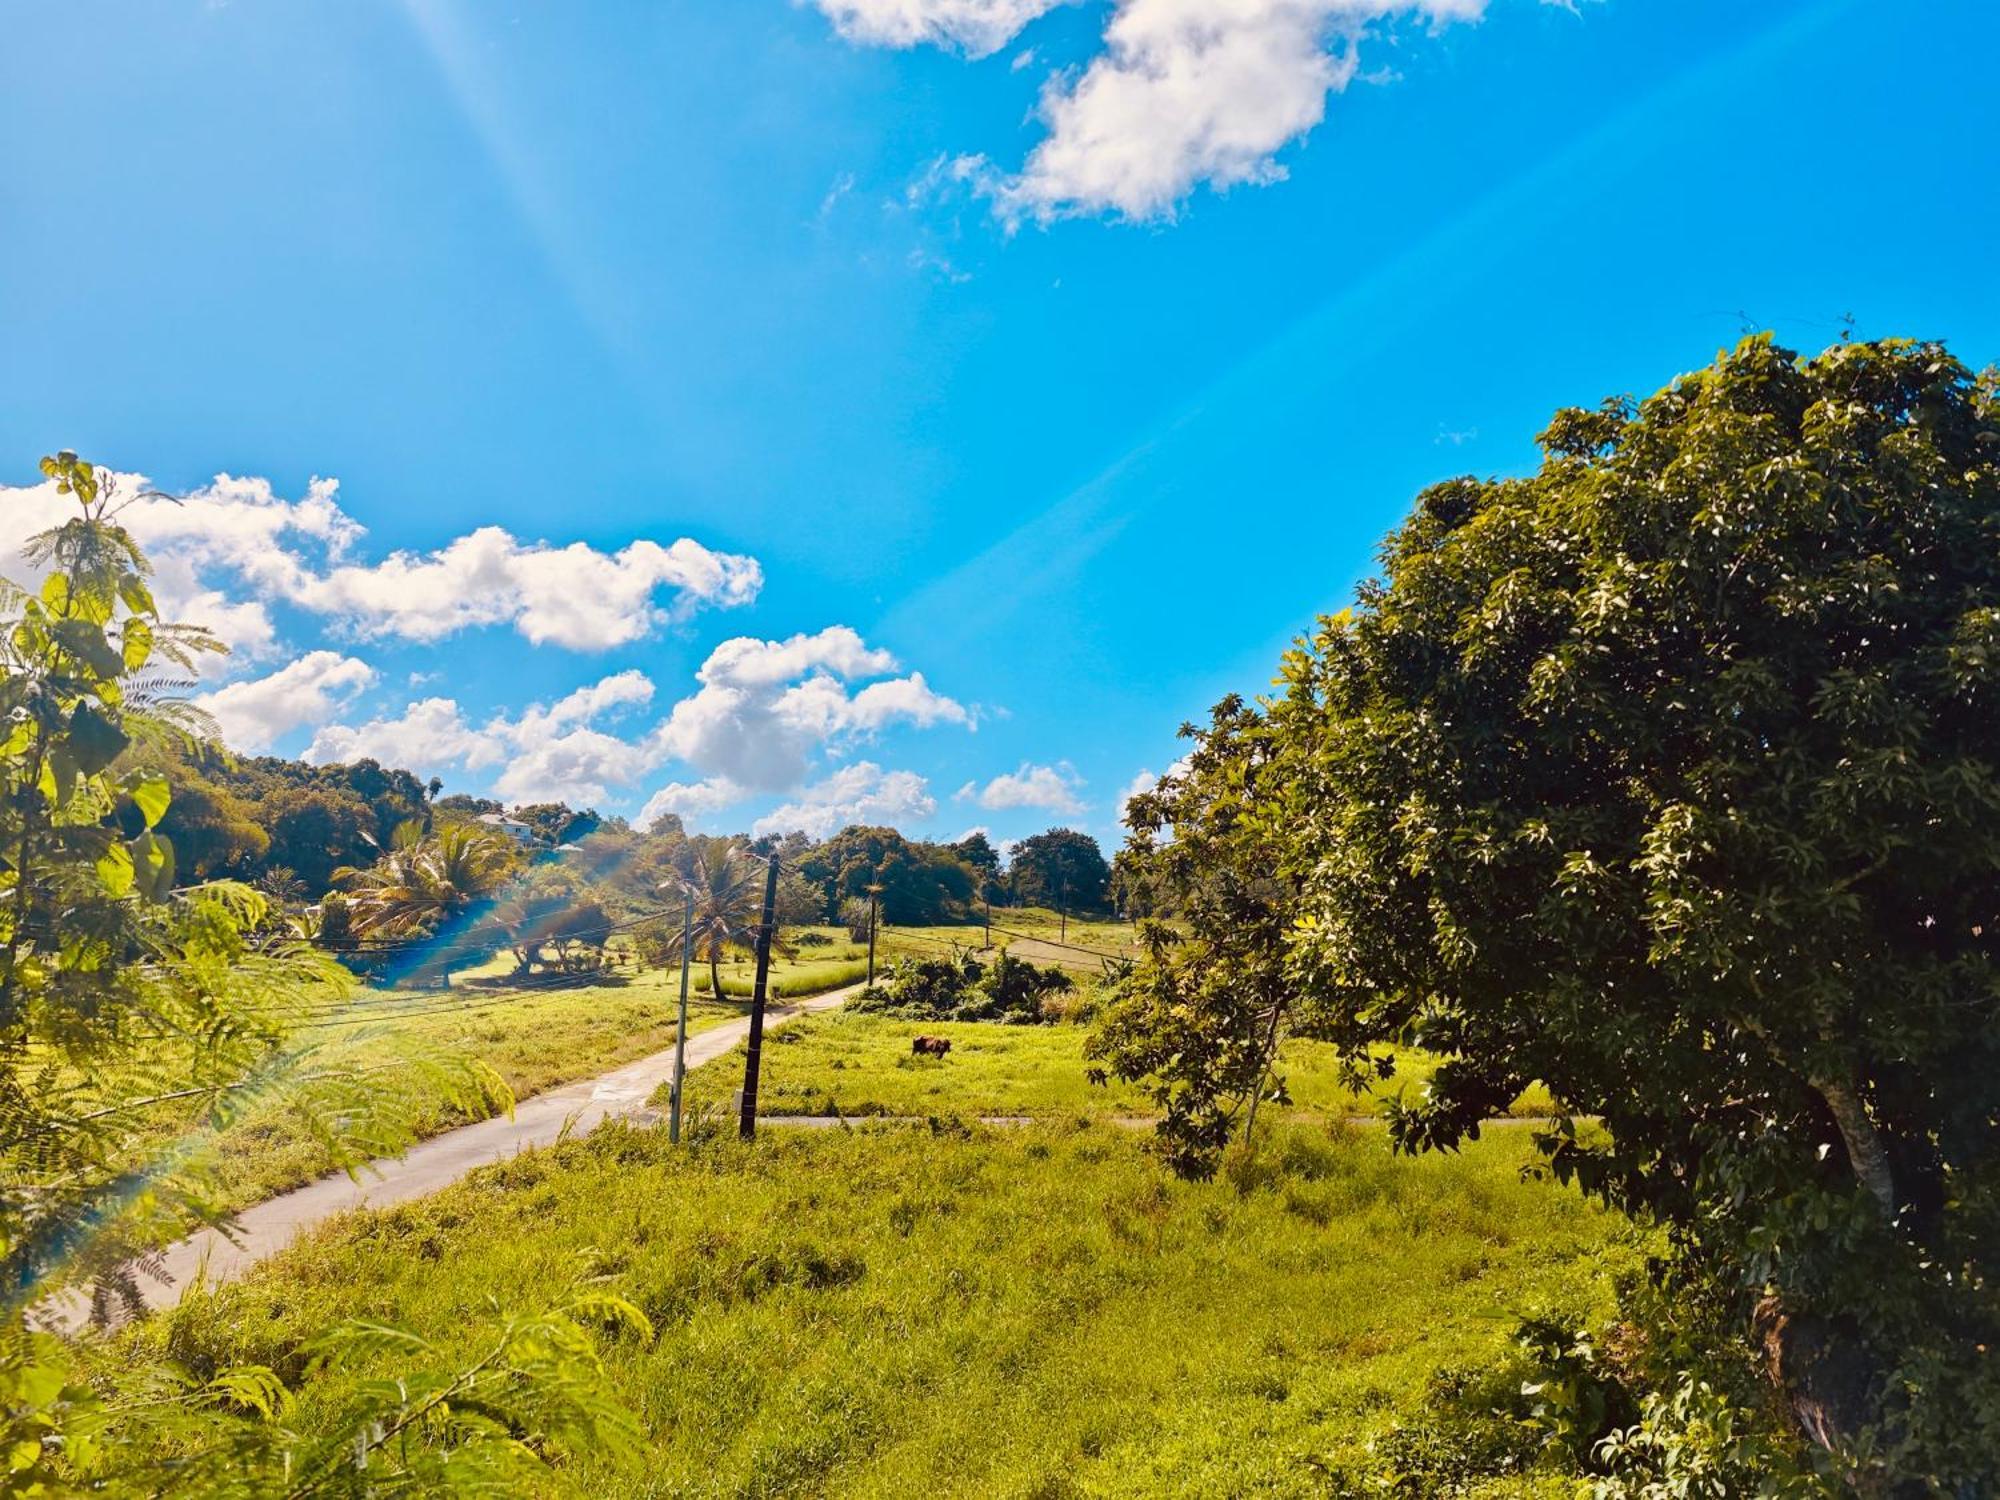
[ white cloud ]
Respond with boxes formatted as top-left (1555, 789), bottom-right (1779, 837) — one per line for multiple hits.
top-left (306, 696), bottom-right (511, 775)
top-left (301, 627), bottom-right (972, 816)
top-left (812, 0), bottom-right (1066, 57)
top-left (1004, 0), bottom-right (1491, 222)
top-left (637, 778), bottom-right (745, 830)
top-left (653, 626), bottom-right (971, 793)
top-left (0, 470), bottom-right (761, 662)
top-left (291, 529), bottom-right (760, 649)
top-left (824, 0), bottom-right (1496, 223)
top-left (960, 761), bottom-right (1087, 815)
top-left (753, 762), bottom-right (937, 838)
top-left (303, 671), bottom-right (663, 806)
top-left (1116, 756), bottom-right (1190, 823)
top-left (195, 651), bottom-right (377, 752)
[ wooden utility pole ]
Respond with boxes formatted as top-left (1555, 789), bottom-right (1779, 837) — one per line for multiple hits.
top-left (737, 853), bottom-right (781, 1140)
top-left (1058, 875), bottom-right (1067, 943)
top-left (865, 885), bottom-right (880, 987)
top-left (983, 892), bottom-right (992, 951)
top-left (668, 898), bottom-right (693, 1144)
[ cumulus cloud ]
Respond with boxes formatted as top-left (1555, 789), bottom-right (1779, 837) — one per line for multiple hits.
top-left (304, 670), bottom-right (661, 806)
top-left (0, 469), bottom-right (761, 662)
top-left (959, 761), bottom-right (1087, 815)
top-left (754, 762), bottom-right (937, 838)
top-left (820, 0), bottom-right (1498, 222)
top-left (1116, 756), bottom-right (1190, 823)
top-left (301, 627), bottom-right (972, 818)
top-left (306, 697), bottom-right (514, 777)
top-left (291, 529), bottom-right (760, 649)
top-left (637, 778), bottom-right (746, 830)
top-left (653, 626), bottom-right (971, 794)
top-left (195, 651), bottom-right (377, 752)
top-left (813, 0), bottom-right (1066, 57)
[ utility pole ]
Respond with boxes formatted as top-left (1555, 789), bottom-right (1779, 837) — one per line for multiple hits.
top-left (1058, 874), bottom-right (1067, 943)
top-left (668, 897), bottom-right (693, 1144)
top-left (737, 853), bottom-right (781, 1140)
top-left (983, 891), bottom-right (992, 951)
top-left (865, 884), bottom-right (880, 987)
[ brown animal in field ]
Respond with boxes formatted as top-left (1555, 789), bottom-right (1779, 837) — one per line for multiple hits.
top-left (911, 1035), bottom-right (952, 1058)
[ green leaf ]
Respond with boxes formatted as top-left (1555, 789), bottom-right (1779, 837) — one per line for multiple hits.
top-left (123, 768), bottom-right (171, 829)
top-left (44, 743), bottom-right (79, 810)
top-left (65, 702), bottom-right (129, 775)
top-left (120, 616), bottom-right (153, 673)
top-left (96, 841), bottom-right (134, 899)
top-left (117, 574), bottom-right (156, 619)
top-left (127, 830), bottom-right (176, 901)
top-left (50, 618), bottom-right (124, 679)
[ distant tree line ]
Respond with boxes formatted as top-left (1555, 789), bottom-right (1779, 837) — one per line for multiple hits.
top-left (140, 739), bottom-right (1127, 994)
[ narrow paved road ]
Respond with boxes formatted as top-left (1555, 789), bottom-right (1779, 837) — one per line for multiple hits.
top-left (121, 982), bottom-right (862, 1314)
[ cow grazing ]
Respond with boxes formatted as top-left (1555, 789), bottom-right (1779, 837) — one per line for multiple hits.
top-left (911, 1035), bottom-right (952, 1058)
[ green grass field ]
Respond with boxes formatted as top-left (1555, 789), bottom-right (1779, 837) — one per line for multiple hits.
top-left (132, 935), bottom-right (868, 1217)
top-left (873, 906), bottom-right (1145, 981)
top-left (147, 1120), bottom-right (1635, 1498)
top-left (676, 1009), bottom-right (1556, 1122)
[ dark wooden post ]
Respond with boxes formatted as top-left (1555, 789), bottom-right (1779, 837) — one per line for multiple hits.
top-left (738, 853), bottom-right (781, 1140)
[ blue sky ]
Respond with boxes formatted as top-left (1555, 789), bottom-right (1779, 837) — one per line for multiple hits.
top-left (3, 0), bottom-right (1997, 849)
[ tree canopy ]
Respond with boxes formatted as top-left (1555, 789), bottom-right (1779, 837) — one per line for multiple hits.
top-left (1007, 828), bottom-right (1110, 913)
top-left (796, 825), bottom-right (975, 924)
top-left (1098, 338), bottom-right (2000, 1485)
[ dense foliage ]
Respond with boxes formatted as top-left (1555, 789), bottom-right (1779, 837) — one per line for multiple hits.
top-left (1006, 827), bottom-right (1110, 913)
top-left (155, 746), bottom-right (433, 893)
top-left (795, 825), bottom-right (976, 924)
top-left (854, 949), bottom-right (1074, 1024)
top-left (1097, 338), bottom-right (2000, 1486)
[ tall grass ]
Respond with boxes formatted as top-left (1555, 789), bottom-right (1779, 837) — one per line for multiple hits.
top-left (697, 958), bottom-right (871, 998)
top-left (143, 1121), bottom-right (1637, 1497)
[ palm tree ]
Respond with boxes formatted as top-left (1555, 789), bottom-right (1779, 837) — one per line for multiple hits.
top-left (340, 822), bottom-right (519, 985)
top-left (665, 836), bottom-right (762, 1001)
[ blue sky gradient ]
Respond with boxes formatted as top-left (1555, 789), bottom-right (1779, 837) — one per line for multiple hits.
top-left (4, 0), bottom-right (1996, 847)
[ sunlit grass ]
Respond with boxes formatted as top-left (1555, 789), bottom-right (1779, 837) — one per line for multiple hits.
top-left (145, 1120), bottom-right (1635, 1498)
top-left (676, 1009), bottom-right (1556, 1122)
top-left (132, 932), bottom-right (866, 1217)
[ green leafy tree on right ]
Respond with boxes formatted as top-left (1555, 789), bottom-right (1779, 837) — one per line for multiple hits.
top-left (1094, 337), bottom-right (2000, 1488)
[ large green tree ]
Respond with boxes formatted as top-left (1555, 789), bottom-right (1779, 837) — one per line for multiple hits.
top-left (1007, 828), bottom-right (1109, 913)
top-left (797, 826), bottom-right (975, 924)
top-left (1099, 339), bottom-right (2000, 1485)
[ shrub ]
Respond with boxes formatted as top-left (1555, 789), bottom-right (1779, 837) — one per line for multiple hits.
top-left (852, 950), bottom-right (1074, 1024)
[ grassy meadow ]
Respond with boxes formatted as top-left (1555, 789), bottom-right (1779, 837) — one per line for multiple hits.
top-left (875, 907), bottom-right (1145, 981)
top-left (148, 1119), bottom-right (1636, 1498)
top-left (676, 1009), bottom-right (1556, 1122)
top-left (135, 933), bottom-right (870, 1218)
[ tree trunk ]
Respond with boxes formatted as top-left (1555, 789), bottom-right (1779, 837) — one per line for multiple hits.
top-left (1754, 1296), bottom-right (1884, 1468)
top-left (710, 951), bottom-right (723, 1000)
top-left (1813, 1072), bottom-right (1897, 1214)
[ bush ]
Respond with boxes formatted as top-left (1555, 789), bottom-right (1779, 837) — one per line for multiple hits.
top-left (852, 950), bottom-right (1074, 1024)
